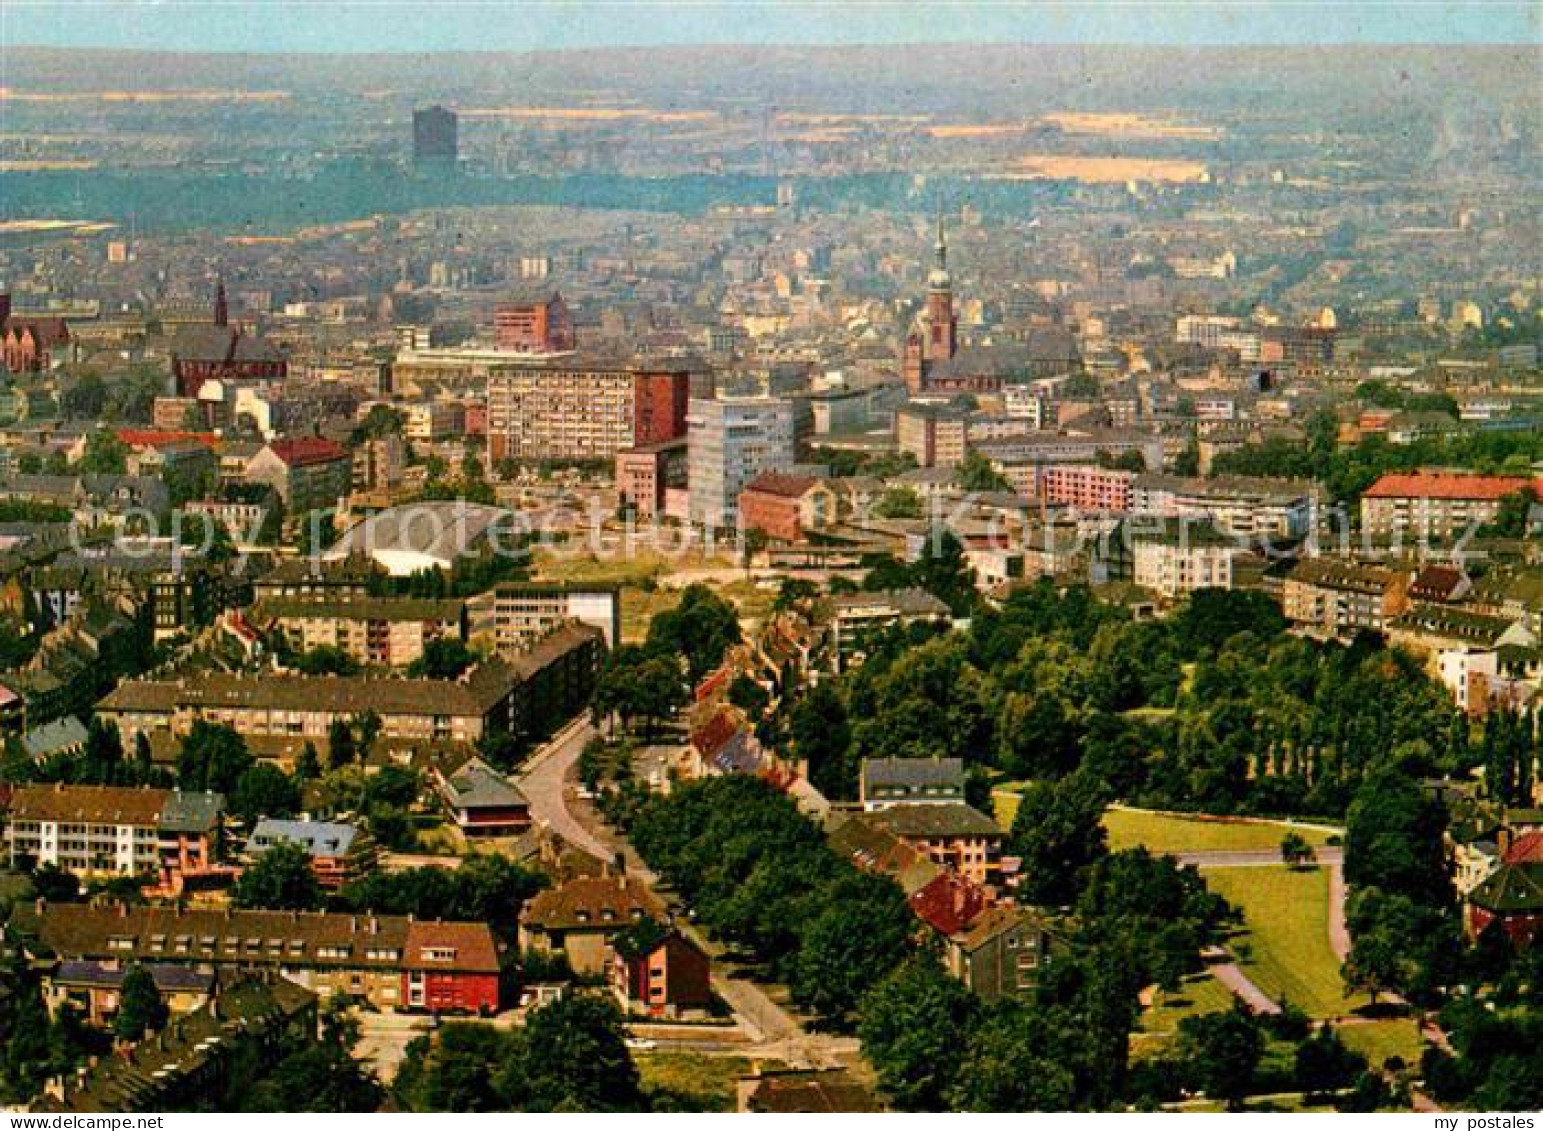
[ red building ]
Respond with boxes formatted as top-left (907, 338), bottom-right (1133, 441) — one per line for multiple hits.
top-left (494, 291), bottom-right (574, 353)
top-left (402, 920), bottom-right (502, 1014)
top-left (632, 367), bottom-right (692, 447)
top-left (609, 923), bottom-right (712, 1018)
top-left (170, 287), bottom-right (286, 396)
top-left (738, 471), bottom-right (822, 543)
top-left (903, 214), bottom-right (959, 395)
top-left (2, 313), bottom-right (70, 374)
top-left (1038, 465), bottom-right (1135, 513)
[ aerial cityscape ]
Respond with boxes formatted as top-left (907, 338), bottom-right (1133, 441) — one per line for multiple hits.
top-left (0, 0), bottom-right (1539, 1117)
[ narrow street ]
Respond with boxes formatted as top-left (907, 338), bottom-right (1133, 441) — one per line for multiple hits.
top-left (515, 716), bottom-right (841, 1064)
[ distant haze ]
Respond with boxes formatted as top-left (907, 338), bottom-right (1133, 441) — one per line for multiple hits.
top-left (2, 0), bottom-right (1537, 53)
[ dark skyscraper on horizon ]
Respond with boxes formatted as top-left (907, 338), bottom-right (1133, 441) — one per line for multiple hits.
top-left (412, 104), bottom-right (458, 168)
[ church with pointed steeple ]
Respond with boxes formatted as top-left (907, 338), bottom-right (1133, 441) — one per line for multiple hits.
top-left (902, 210), bottom-right (1082, 397)
top-left (903, 211), bottom-right (959, 395)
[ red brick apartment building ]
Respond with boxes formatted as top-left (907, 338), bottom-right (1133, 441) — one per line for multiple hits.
top-left (9, 901), bottom-right (502, 1015)
top-left (494, 291), bottom-right (575, 353)
top-left (487, 357), bottom-right (695, 462)
top-left (1038, 465), bottom-right (1135, 512)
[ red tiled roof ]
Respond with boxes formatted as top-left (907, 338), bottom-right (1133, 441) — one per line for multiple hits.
top-left (266, 437), bottom-right (350, 468)
top-left (909, 870), bottom-right (991, 936)
top-left (690, 706), bottom-right (740, 759)
top-left (4, 317), bottom-right (70, 345)
top-left (1506, 830), bottom-right (1543, 865)
top-left (403, 920), bottom-right (500, 974)
top-left (743, 471), bottom-right (819, 499)
top-left (10, 783), bottom-right (169, 826)
top-left (1363, 473), bottom-right (1539, 501)
top-left (116, 429), bottom-right (217, 449)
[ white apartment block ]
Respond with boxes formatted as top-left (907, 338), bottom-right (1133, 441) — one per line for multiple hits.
top-left (687, 396), bottom-right (795, 528)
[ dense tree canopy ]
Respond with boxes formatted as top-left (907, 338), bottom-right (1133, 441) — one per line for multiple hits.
top-left (393, 997), bottom-right (645, 1112)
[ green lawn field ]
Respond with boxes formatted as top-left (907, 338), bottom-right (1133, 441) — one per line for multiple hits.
top-left (1339, 1018), bottom-right (1424, 1070)
top-left (1203, 866), bottom-right (1360, 1018)
top-left (637, 1053), bottom-right (755, 1111)
top-left (1104, 808), bottom-right (1339, 854)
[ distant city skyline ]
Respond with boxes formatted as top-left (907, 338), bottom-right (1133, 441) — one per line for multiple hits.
top-left (2, 0), bottom-right (1537, 54)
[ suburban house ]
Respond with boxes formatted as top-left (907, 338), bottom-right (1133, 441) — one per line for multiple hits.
top-left (736, 1068), bottom-right (881, 1113)
top-left (945, 904), bottom-right (1064, 1003)
top-left (244, 818), bottom-right (377, 890)
top-left (1467, 861), bottom-right (1543, 948)
top-left (431, 752), bottom-right (531, 837)
top-left (44, 962), bottom-right (215, 1027)
top-left (519, 873), bottom-right (665, 976)
top-left (29, 977), bottom-right (315, 1115)
top-left (8, 901), bottom-right (501, 1015)
top-left (608, 917), bottom-right (713, 1018)
top-left (859, 757), bottom-right (966, 810)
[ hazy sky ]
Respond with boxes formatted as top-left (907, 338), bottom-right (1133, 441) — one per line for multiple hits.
top-left (3, 1), bottom-right (1537, 53)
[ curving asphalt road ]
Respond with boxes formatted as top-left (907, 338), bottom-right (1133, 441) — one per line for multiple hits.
top-left (516, 717), bottom-right (824, 1057)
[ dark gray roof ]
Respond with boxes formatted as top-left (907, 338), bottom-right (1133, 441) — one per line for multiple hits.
top-left (861, 757), bottom-right (965, 794)
top-left (870, 802), bottom-right (1002, 839)
top-left (158, 791), bottom-right (225, 834)
top-left (440, 757), bottom-right (527, 810)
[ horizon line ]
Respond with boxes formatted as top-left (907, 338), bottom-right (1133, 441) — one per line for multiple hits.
top-left (4, 39), bottom-right (1537, 57)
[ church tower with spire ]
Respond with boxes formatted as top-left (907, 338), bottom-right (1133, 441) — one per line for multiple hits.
top-left (924, 209), bottom-right (958, 361)
top-left (904, 207), bottom-right (959, 394)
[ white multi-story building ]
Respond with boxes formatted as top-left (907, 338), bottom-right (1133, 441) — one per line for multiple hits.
top-left (687, 395), bottom-right (795, 528)
top-left (4, 784), bottom-right (223, 883)
top-left (1132, 474), bottom-right (1320, 541)
top-left (1132, 535), bottom-right (1237, 598)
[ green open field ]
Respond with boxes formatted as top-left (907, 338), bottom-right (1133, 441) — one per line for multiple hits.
top-left (990, 795), bottom-right (1342, 856)
top-left (637, 1053), bottom-right (754, 1111)
top-left (1105, 808), bottom-right (1339, 854)
top-left (1203, 866), bottom-right (1360, 1018)
top-left (1139, 971), bottom-right (1237, 1037)
top-left (1339, 1018), bottom-right (1424, 1070)
top-left (533, 547), bottom-right (779, 643)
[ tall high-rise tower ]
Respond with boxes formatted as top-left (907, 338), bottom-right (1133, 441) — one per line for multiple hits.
top-left (213, 280), bottom-right (228, 328)
top-left (413, 105), bottom-right (459, 169)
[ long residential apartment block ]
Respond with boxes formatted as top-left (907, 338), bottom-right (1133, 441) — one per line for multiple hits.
top-left (485, 355), bottom-right (696, 463)
top-left (8, 901), bottom-right (501, 1015)
top-left (1360, 472), bottom-right (1542, 543)
top-left (4, 784), bottom-right (224, 892)
top-left (1131, 473), bottom-right (1321, 540)
top-left (1282, 559), bottom-right (1410, 637)
top-left (256, 595), bottom-right (469, 668)
top-left (96, 622), bottom-right (604, 760)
